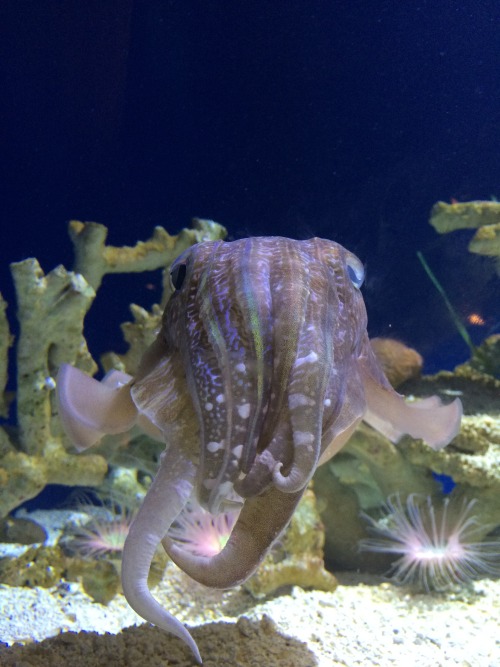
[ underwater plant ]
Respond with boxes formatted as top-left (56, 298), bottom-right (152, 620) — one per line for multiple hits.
top-left (425, 200), bottom-right (500, 377)
top-left (360, 493), bottom-right (500, 591)
top-left (416, 251), bottom-right (475, 355)
top-left (63, 497), bottom-right (136, 560)
top-left (167, 502), bottom-right (240, 558)
top-left (430, 199), bottom-right (500, 277)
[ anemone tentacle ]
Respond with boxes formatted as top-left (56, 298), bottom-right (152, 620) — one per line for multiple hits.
top-left (162, 485), bottom-right (303, 588)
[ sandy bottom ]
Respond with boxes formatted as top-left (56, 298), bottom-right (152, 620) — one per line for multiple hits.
top-left (1, 509), bottom-right (499, 666)
top-left (1, 561), bottom-right (499, 666)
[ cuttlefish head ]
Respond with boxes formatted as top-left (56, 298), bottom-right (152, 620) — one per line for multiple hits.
top-left (57, 236), bottom-right (462, 663)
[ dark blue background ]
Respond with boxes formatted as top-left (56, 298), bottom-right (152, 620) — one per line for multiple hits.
top-left (1, 1), bottom-right (499, 372)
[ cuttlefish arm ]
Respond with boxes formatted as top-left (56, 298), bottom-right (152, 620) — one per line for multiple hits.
top-left (162, 485), bottom-right (303, 589)
top-left (121, 445), bottom-right (201, 664)
top-left (57, 362), bottom-right (203, 663)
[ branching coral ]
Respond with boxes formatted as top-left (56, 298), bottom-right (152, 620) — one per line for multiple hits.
top-left (0, 218), bottom-right (226, 518)
top-left (430, 199), bottom-right (500, 275)
top-left (0, 294), bottom-right (13, 418)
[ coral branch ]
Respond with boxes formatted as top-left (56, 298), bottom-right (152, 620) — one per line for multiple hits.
top-left (0, 293), bottom-right (13, 418)
top-left (430, 200), bottom-right (500, 274)
top-left (11, 259), bottom-right (96, 455)
top-left (0, 218), bottom-right (227, 519)
top-left (69, 217), bottom-right (226, 291)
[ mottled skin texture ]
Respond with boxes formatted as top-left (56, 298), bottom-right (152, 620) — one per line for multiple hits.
top-left (57, 236), bottom-right (462, 663)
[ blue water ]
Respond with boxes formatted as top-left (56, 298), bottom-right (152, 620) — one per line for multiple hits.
top-left (0, 1), bottom-right (498, 369)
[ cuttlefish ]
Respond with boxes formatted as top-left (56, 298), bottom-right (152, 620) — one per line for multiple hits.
top-left (57, 237), bottom-right (462, 663)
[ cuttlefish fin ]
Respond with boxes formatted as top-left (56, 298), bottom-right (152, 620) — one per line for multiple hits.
top-left (360, 345), bottom-right (462, 449)
top-left (363, 377), bottom-right (462, 449)
top-left (56, 364), bottom-right (138, 451)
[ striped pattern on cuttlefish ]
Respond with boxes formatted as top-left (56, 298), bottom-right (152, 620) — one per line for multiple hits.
top-left (57, 236), bottom-right (462, 663)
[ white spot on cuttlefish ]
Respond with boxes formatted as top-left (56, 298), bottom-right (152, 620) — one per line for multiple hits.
top-left (217, 481), bottom-right (234, 498)
top-left (216, 393), bottom-right (225, 403)
top-left (289, 393), bottom-right (315, 409)
top-left (237, 403), bottom-right (251, 419)
top-left (207, 440), bottom-right (225, 453)
top-left (293, 431), bottom-right (315, 447)
top-left (294, 350), bottom-right (318, 367)
top-left (205, 402), bottom-right (213, 411)
top-left (324, 398), bottom-right (331, 407)
top-left (232, 444), bottom-right (244, 458)
top-left (235, 363), bottom-right (246, 373)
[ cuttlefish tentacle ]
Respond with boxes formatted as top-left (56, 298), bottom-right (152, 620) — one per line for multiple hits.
top-left (121, 446), bottom-right (201, 664)
top-left (162, 484), bottom-right (304, 589)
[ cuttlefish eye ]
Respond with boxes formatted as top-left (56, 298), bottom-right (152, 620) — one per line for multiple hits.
top-left (346, 256), bottom-right (365, 289)
top-left (170, 262), bottom-right (188, 291)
